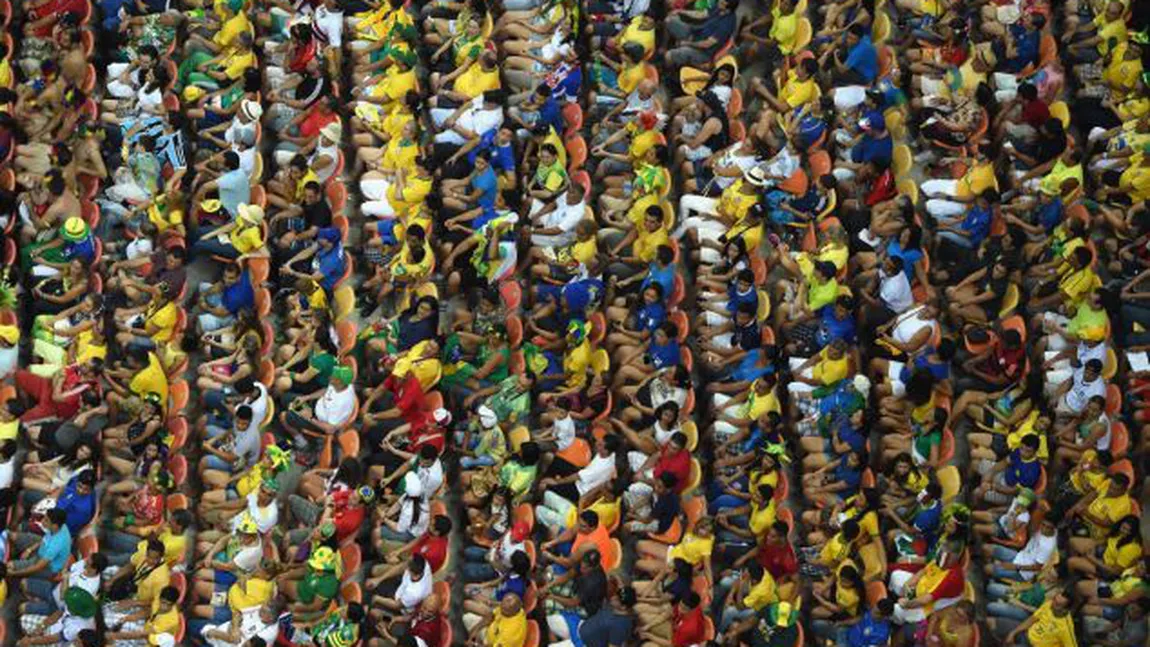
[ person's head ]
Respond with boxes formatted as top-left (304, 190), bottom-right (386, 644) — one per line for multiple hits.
top-left (170, 509), bottom-right (193, 534)
top-left (499, 593), bottom-right (523, 617)
top-left (235, 405), bottom-right (254, 429)
top-left (145, 538), bottom-right (165, 565)
top-left (841, 519), bottom-right (861, 542)
top-left (75, 470), bottom-right (96, 496)
top-left (579, 510), bottom-right (600, 533)
top-left (45, 507), bottom-right (68, 532)
top-left (1019, 433), bottom-right (1041, 459)
top-left (408, 554), bottom-right (427, 580)
top-left (882, 254), bottom-right (904, 277)
top-left (1108, 473), bottom-right (1131, 496)
top-left (539, 143), bottom-right (559, 167)
top-left (846, 23), bottom-right (866, 45)
top-left (418, 444), bottom-right (440, 468)
top-left (1083, 358), bottom-right (1103, 381)
top-left (736, 268), bottom-right (755, 292)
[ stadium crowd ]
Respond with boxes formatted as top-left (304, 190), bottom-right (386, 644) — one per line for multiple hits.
top-left (0, 0), bottom-right (1145, 646)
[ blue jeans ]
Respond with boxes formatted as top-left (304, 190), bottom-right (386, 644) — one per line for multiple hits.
top-left (990, 545), bottom-right (1026, 581)
top-left (24, 577), bottom-right (58, 615)
top-left (463, 545), bottom-right (496, 583)
top-left (192, 237), bottom-right (240, 260)
top-left (460, 455), bottom-right (498, 469)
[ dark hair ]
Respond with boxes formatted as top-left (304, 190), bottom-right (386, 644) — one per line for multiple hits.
top-left (47, 508), bottom-right (68, 526)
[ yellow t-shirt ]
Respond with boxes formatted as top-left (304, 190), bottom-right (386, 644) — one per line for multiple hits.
top-left (135, 562), bottom-right (172, 605)
top-left (388, 175), bottom-right (433, 217)
top-left (389, 241), bottom-right (434, 282)
top-left (618, 63), bottom-right (649, 95)
top-left (393, 339), bottom-right (443, 390)
top-left (0, 419), bottom-right (18, 441)
top-left (779, 70), bottom-right (819, 109)
top-left (130, 352), bottom-right (170, 402)
top-left (619, 19), bottom-right (656, 57)
top-left (1103, 45), bottom-right (1142, 94)
top-left (454, 65), bottom-right (500, 99)
top-left (633, 225), bottom-right (670, 263)
top-left (1094, 15), bottom-right (1128, 55)
top-left (748, 497), bottom-right (778, 537)
top-left (1059, 266), bottom-right (1101, 306)
top-left (742, 570), bottom-right (779, 611)
top-left (745, 382), bottom-right (782, 419)
top-left (0, 59), bottom-right (12, 89)
top-left (719, 180), bottom-right (760, 222)
top-left (146, 606), bottom-right (181, 645)
top-left (1103, 537), bottom-right (1142, 570)
top-left (370, 67), bottom-right (418, 106)
top-left (229, 223), bottom-right (264, 255)
top-left (770, 8), bottom-right (799, 54)
top-left (1086, 493), bottom-right (1133, 537)
top-left (811, 348), bottom-right (850, 385)
top-left (1026, 601), bottom-right (1078, 647)
top-left (1119, 161), bottom-right (1150, 202)
top-left (486, 610), bottom-right (528, 647)
top-left (1007, 411), bottom-right (1050, 460)
top-left (957, 161), bottom-right (998, 198)
top-left (146, 301), bottom-right (178, 343)
top-left (227, 577), bottom-right (275, 611)
top-left (1039, 160), bottom-right (1084, 196)
top-left (382, 140), bottom-right (419, 175)
top-left (819, 532), bottom-right (852, 568)
top-left (220, 50), bottom-right (256, 80)
top-left (214, 13), bottom-right (253, 50)
top-left (129, 529), bottom-right (187, 568)
top-left (667, 532), bottom-right (715, 565)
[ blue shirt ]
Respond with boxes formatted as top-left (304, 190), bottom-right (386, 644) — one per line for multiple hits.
top-left (649, 340), bottom-right (680, 369)
top-left (1037, 198), bottom-right (1062, 232)
top-left (816, 306), bottom-right (857, 348)
top-left (469, 130), bottom-right (516, 173)
top-left (39, 525), bottom-right (73, 574)
top-left (217, 168), bottom-right (251, 217)
top-left (731, 349), bottom-right (773, 383)
top-left (222, 270), bottom-right (256, 315)
top-left (960, 206), bottom-right (992, 246)
top-left (100, 0), bottom-right (133, 31)
top-left (847, 611), bottom-right (893, 646)
top-left (726, 285), bottom-right (758, 315)
top-left (833, 457), bottom-right (862, 494)
top-left (472, 166), bottom-right (499, 209)
top-left (56, 477), bottom-right (97, 537)
top-left (641, 262), bottom-right (675, 298)
top-left (636, 301), bottom-right (667, 334)
top-left (844, 35), bottom-right (879, 82)
top-left (63, 237), bottom-right (96, 264)
top-left (537, 96), bottom-right (564, 134)
top-left (1005, 451), bottom-right (1042, 488)
top-left (886, 240), bottom-right (923, 282)
top-left (316, 248), bottom-right (346, 292)
top-left (912, 500), bottom-right (943, 544)
top-left (852, 132), bottom-right (893, 167)
top-left (496, 574), bottom-right (528, 601)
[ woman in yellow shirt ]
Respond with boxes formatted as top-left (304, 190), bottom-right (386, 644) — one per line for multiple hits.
top-left (105, 585), bottom-right (182, 645)
top-left (193, 203), bottom-right (268, 262)
top-left (1068, 514), bottom-right (1142, 579)
top-left (636, 517), bottom-right (716, 584)
top-left (812, 561), bottom-right (864, 623)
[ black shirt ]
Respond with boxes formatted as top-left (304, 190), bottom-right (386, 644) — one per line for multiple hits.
top-left (577, 564), bottom-right (609, 616)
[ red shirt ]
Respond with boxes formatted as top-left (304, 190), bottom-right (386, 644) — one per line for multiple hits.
top-left (1021, 99), bottom-right (1051, 129)
top-left (412, 533), bottom-right (449, 573)
top-left (409, 614), bottom-right (443, 647)
top-left (927, 565), bottom-right (966, 601)
top-left (654, 447), bottom-right (691, 493)
top-left (288, 39), bottom-right (318, 74)
top-left (865, 169), bottom-right (897, 207)
top-left (672, 606), bottom-right (707, 647)
top-left (299, 108), bottom-right (338, 139)
top-left (332, 504), bottom-right (366, 542)
top-left (757, 541), bottom-right (799, 580)
top-left (32, 0), bottom-right (87, 37)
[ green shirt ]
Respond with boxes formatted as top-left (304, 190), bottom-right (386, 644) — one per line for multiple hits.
top-left (487, 375), bottom-right (530, 422)
top-left (1018, 582), bottom-right (1046, 608)
top-left (298, 570), bottom-right (339, 605)
top-left (499, 461), bottom-right (537, 499)
top-left (309, 352), bottom-right (337, 387)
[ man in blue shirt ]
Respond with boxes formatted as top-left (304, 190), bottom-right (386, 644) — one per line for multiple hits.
top-left (8, 508), bottom-right (73, 584)
top-left (55, 470), bottom-right (98, 537)
top-left (829, 25), bottom-right (878, 85)
top-left (851, 112), bottom-right (894, 168)
top-left (1001, 14), bottom-right (1045, 73)
top-left (845, 598), bottom-right (895, 646)
top-left (938, 189), bottom-right (996, 249)
top-left (197, 264), bottom-right (255, 333)
top-left (978, 434), bottom-right (1042, 506)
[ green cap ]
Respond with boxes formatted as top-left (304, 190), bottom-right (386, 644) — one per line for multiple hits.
top-left (64, 588), bottom-right (99, 618)
top-left (331, 365), bottom-right (354, 386)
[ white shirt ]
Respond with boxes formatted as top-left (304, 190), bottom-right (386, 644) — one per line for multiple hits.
top-left (892, 307), bottom-right (935, 345)
top-left (576, 453), bottom-right (617, 496)
top-left (0, 455), bottom-right (14, 490)
top-left (416, 460), bottom-right (445, 500)
top-left (56, 560), bottom-right (101, 607)
top-left (532, 198), bottom-right (586, 248)
top-left (395, 562), bottom-right (433, 610)
top-left (1075, 341), bottom-right (1107, 366)
top-left (244, 382), bottom-right (270, 430)
top-left (879, 268), bottom-right (915, 314)
top-left (313, 6), bottom-right (344, 47)
top-left (204, 607), bottom-right (280, 647)
top-left (311, 141), bottom-right (341, 183)
top-left (1063, 368), bottom-right (1106, 413)
top-left (435, 105), bottom-right (504, 146)
top-left (230, 492), bottom-right (279, 534)
top-left (314, 385), bottom-right (356, 427)
top-left (126, 237), bottom-right (153, 261)
top-left (715, 146), bottom-right (760, 190)
top-left (225, 119), bottom-right (257, 148)
top-left (1011, 531), bottom-right (1057, 580)
top-left (136, 86), bottom-right (163, 113)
